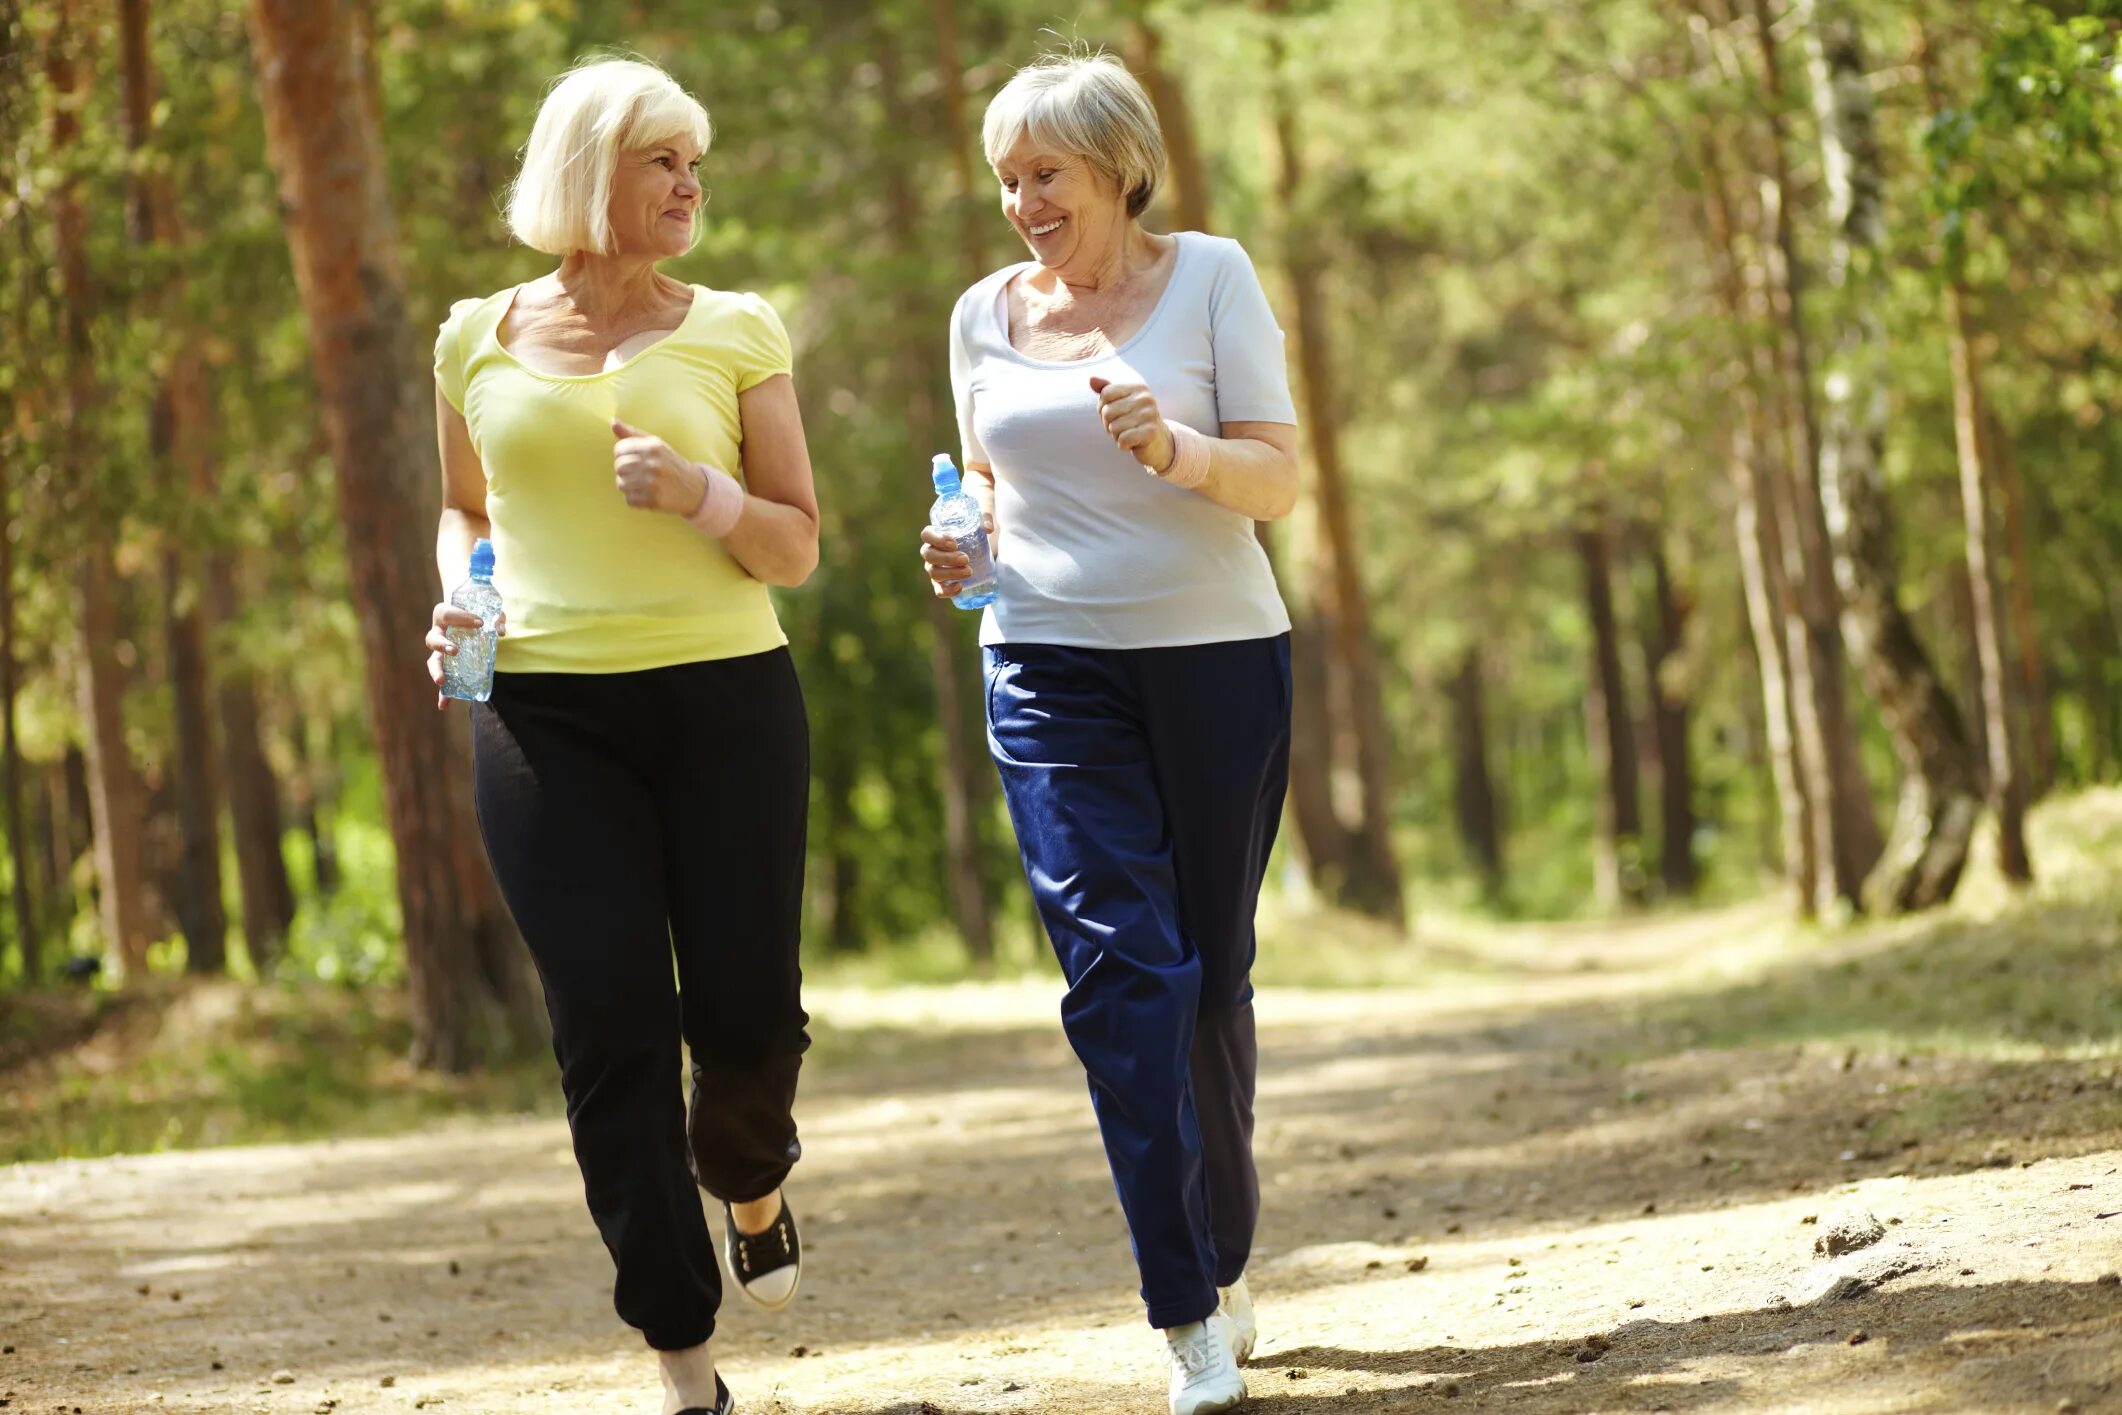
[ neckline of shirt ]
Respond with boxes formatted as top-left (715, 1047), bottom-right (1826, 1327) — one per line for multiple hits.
top-left (488, 282), bottom-right (706, 382)
top-left (989, 232), bottom-right (1196, 370)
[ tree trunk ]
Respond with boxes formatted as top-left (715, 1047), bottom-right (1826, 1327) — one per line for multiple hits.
top-left (123, 0), bottom-right (229, 973)
top-left (1799, 0), bottom-right (1981, 912)
top-left (1746, 0), bottom-right (1884, 905)
top-left (1945, 285), bottom-right (2031, 883)
top-left (0, 455), bottom-right (34, 982)
top-left (1688, 111), bottom-right (1817, 912)
top-left (1447, 647), bottom-right (1504, 900)
top-left (1644, 538), bottom-right (1699, 897)
top-left (881, 15), bottom-right (994, 965)
top-left (1576, 519), bottom-right (1645, 908)
top-left (1263, 15), bottom-right (1403, 926)
top-left (201, 554), bottom-right (294, 967)
top-left (1126, 10), bottom-right (1212, 235)
top-left (248, 0), bottom-right (534, 1068)
top-left (50, 0), bottom-right (152, 979)
top-left (286, 716), bottom-right (341, 899)
top-left (1987, 415), bottom-right (2052, 794)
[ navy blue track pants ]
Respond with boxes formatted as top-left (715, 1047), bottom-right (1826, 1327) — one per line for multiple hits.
top-left (985, 633), bottom-right (1291, 1329)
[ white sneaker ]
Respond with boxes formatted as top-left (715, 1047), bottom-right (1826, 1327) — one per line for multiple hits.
top-left (1165, 1313), bottom-right (1247, 1415)
top-left (1218, 1275), bottom-right (1256, 1364)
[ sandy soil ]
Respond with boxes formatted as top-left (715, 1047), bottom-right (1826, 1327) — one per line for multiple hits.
top-left (4, 904), bottom-right (2120, 1414)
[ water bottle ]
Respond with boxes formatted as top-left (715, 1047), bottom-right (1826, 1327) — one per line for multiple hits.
top-left (440, 538), bottom-right (502, 703)
top-left (929, 454), bottom-right (997, 610)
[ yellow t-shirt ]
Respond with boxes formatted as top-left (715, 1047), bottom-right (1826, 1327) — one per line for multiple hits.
top-left (434, 284), bottom-right (792, 674)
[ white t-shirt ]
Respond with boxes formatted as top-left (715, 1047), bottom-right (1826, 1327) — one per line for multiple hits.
top-left (949, 231), bottom-right (1298, 650)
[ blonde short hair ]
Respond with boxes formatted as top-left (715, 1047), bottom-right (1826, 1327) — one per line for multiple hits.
top-left (506, 58), bottom-right (712, 255)
top-left (981, 52), bottom-right (1166, 219)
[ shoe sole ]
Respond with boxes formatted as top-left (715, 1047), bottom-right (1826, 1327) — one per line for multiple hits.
top-left (1176, 1389), bottom-right (1247, 1415)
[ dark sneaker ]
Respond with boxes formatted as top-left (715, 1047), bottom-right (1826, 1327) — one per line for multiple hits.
top-left (722, 1197), bottom-right (801, 1311)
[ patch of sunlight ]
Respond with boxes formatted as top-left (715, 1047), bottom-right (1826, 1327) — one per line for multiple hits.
top-left (120, 1251), bottom-right (241, 1278)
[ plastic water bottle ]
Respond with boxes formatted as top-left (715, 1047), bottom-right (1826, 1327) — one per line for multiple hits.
top-left (929, 454), bottom-right (997, 610)
top-left (440, 538), bottom-right (502, 703)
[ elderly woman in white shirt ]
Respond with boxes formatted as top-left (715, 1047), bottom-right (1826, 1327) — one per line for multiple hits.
top-left (919, 52), bottom-right (1300, 1415)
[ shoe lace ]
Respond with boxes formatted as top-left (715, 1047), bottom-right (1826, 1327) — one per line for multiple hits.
top-left (1172, 1328), bottom-right (1220, 1377)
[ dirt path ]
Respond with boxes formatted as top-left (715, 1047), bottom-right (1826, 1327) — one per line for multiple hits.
top-left (5, 903), bottom-right (2121, 1414)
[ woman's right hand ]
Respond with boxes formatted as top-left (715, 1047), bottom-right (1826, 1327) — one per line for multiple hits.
top-left (425, 601), bottom-right (502, 710)
top-left (918, 514), bottom-right (993, 599)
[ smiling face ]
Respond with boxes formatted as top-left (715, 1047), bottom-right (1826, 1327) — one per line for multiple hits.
top-left (992, 130), bottom-right (1130, 277)
top-left (605, 136), bottom-right (703, 258)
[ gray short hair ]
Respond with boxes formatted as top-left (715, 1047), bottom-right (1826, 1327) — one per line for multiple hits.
top-left (981, 52), bottom-right (1167, 220)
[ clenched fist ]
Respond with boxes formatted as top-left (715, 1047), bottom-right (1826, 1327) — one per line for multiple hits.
top-left (612, 419), bottom-right (711, 516)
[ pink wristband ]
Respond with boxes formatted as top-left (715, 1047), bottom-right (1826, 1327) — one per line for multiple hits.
top-left (685, 463), bottom-right (746, 539)
top-left (1155, 422), bottom-right (1211, 490)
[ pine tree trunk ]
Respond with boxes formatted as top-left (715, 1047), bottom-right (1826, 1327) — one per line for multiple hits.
top-left (1799, 0), bottom-right (1980, 912)
top-left (50, 0), bottom-right (152, 978)
top-left (881, 16), bottom-right (994, 965)
top-left (1746, 0), bottom-right (1884, 905)
top-left (202, 556), bottom-right (294, 969)
top-left (1577, 519), bottom-right (1645, 908)
top-left (1447, 648), bottom-right (1504, 900)
top-left (1945, 285), bottom-right (2031, 883)
top-left (248, 0), bottom-right (532, 1068)
top-left (0, 454), bottom-right (35, 981)
top-left (1644, 539), bottom-right (1699, 897)
top-left (1986, 416), bottom-right (2052, 794)
top-left (1689, 110), bottom-right (1817, 912)
top-left (1264, 17), bottom-right (1402, 926)
top-left (1126, 11), bottom-right (1212, 235)
top-left (123, 0), bottom-right (229, 973)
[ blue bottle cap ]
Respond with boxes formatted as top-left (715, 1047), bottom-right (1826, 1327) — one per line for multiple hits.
top-left (931, 453), bottom-right (960, 494)
top-left (470, 538), bottom-right (495, 577)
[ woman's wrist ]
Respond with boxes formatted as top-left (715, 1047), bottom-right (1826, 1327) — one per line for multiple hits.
top-left (1155, 422), bottom-right (1211, 490)
top-left (685, 462), bottom-right (746, 538)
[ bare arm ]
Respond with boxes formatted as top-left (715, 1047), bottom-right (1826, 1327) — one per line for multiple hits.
top-left (434, 387), bottom-right (491, 588)
top-left (1188, 421), bottom-right (1300, 521)
top-left (425, 387), bottom-right (499, 709)
top-left (719, 373), bottom-right (821, 587)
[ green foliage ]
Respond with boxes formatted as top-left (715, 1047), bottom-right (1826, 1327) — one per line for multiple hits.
top-left (0, 0), bottom-right (2117, 995)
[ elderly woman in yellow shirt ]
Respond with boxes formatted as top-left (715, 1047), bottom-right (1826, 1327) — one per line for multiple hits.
top-left (422, 58), bottom-right (814, 1415)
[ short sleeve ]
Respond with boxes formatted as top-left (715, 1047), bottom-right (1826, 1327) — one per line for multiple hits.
top-left (733, 293), bottom-right (794, 392)
top-left (1207, 241), bottom-right (1299, 427)
top-left (948, 287), bottom-right (987, 467)
top-left (433, 298), bottom-right (480, 415)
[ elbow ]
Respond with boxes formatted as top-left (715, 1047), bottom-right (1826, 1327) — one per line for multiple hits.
top-left (1262, 462), bottom-right (1302, 521)
top-left (770, 520), bottom-right (821, 587)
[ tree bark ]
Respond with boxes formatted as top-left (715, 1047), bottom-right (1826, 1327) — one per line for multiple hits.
top-left (1945, 285), bottom-right (2032, 883)
top-left (1576, 519), bottom-right (1646, 908)
top-left (1447, 647), bottom-right (1504, 900)
top-left (883, 13), bottom-right (994, 965)
top-left (1126, 10), bottom-right (1212, 235)
top-left (50, 0), bottom-right (152, 978)
top-left (1799, 0), bottom-right (1980, 912)
top-left (1644, 538), bottom-right (1699, 897)
top-left (1745, 0), bottom-right (1884, 904)
top-left (248, 0), bottom-right (534, 1067)
top-left (1263, 15), bottom-right (1403, 926)
top-left (1986, 414), bottom-right (2052, 793)
top-left (122, 0), bottom-right (229, 973)
top-left (215, 639), bottom-right (295, 968)
top-left (0, 453), bottom-right (34, 982)
top-left (1688, 104), bottom-right (1818, 912)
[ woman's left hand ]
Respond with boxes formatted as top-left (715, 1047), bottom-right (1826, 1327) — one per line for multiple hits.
top-left (1088, 375), bottom-right (1174, 473)
top-left (612, 419), bottom-right (710, 516)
